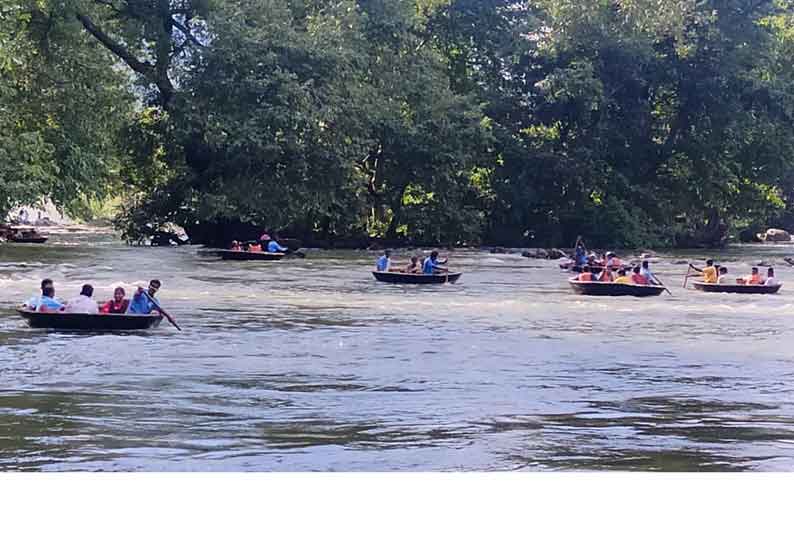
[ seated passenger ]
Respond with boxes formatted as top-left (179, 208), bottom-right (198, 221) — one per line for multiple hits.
top-left (376, 250), bottom-right (392, 272)
top-left (614, 269), bottom-right (632, 284)
top-left (605, 252), bottom-right (622, 269)
top-left (230, 240), bottom-right (242, 251)
top-left (267, 237), bottom-right (289, 253)
top-left (423, 251), bottom-right (449, 274)
top-left (765, 267), bottom-right (778, 286)
top-left (402, 256), bottom-right (421, 274)
top-left (576, 266), bottom-right (594, 282)
top-left (718, 267), bottom-right (732, 284)
top-left (24, 278), bottom-right (54, 310)
top-left (101, 287), bottom-right (130, 314)
top-left (37, 285), bottom-right (64, 313)
top-left (598, 266), bottom-right (614, 282)
top-left (631, 266), bottom-right (649, 285)
top-left (248, 242), bottom-right (263, 252)
top-left (745, 267), bottom-right (763, 285)
top-left (65, 284), bottom-right (99, 314)
top-left (640, 261), bottom-right (661, 285)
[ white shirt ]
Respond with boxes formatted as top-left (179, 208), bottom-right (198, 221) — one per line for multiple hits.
top-left (64, 295), bottom-right (99, 314)
top-left (765, 277), bottom-right (779, 286)
top-left (718, 275), bottom-right (733, 285)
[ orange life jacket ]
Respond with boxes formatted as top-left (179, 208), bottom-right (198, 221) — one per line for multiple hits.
top-left (747, 274), bottom-right (762, 285)
top-left (632, 273), bottom-right (649, 285)
top-left (578, 272), bottom-right (593, 282)
top-left (248, 244), bottom-right (262, 252)
top-left (600, 271), bottom-right (613, 283)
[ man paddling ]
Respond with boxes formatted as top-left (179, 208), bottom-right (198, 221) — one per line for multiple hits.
top-left (690, 259), bottom-right (719, 284)
top-left (423, 251), bottom-right (449, 275)
top-left (640, 261), bottom-right (661, 286)
top-left (128, 279), bottom-right (181, 330)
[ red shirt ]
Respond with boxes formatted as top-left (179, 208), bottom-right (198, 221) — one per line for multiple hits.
top-left (101, 300), bottom-right (129, 314)
top-left (631, 273), bottom-right (649, 285)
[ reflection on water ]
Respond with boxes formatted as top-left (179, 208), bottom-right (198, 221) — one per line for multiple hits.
top-left (2, 233), bottom-right (794, 471)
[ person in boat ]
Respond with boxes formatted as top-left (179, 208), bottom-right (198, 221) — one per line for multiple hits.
top-left (423, 251), bottom-right (449, 275)
top-left (605, 252), bottom-right (622, 269)
top-left (64, 284), bottom-right (99, 314)
top-left (230, 240), bottom-right (242, 251)
top-left (101, 287), bottom-right (130, 314)
top-left (765, 268), bottom-right (778, 286)
top-left (376, 250), bottom-right (392, 272)
top-left (37, 285), bottom-right (64, 313)
top-left (631, 266), bottom-right (649, 285)
top-left (24, 278), bottom-right (54, 310)
top-left (248, 241), bottom-right (263, 252)
top-left (614, 268), bottom-right (632, 285)
top-left (598, 266), bottom-right (614, 282)
top-left (402, 256), bottom-right (422, 274)
top-left (267, 236), bottom-right (289, 253)
top-left (717, 267), bottom-right (732, 285)
top-left (127, 280), bottom-right (162, 315)
top-left (576, 266), bottom-right (594, 282)
top-left (640, 261), bottom-right (661, 285)
top-left (690, 259), bottom-right (718, 284)
top-left (574, 237), bottom-right (587, 267)
top-left (744, 267), bottom-right (763, 285)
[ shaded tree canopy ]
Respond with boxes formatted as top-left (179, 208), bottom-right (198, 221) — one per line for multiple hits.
top-left (4, 0), bottom-right (794, 247)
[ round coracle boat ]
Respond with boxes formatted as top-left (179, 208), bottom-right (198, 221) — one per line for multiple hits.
top-left (692, 282), bottom-right (782, 294)
top-left (373, 271), bottom-right (462, 284)
top-left (568, 279), bottom-right (666, 297)
top-left (218, 250), bottom-right (285, 261)
top-left (17, 309), bottom-right (163, 330)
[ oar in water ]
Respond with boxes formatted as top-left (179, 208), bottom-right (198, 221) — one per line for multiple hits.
top-left (682, 264), bottom-right (696, 289)
top-left (142, 290), bottom-right (181, 331)
top-left (655, 276), bottom-right (673, 296)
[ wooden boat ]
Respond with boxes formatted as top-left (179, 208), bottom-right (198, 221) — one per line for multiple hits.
top-left (8, 236), bottom-right (48, 244)
top-left (691, 282), bottom-right (782, 294)
top-left (218, 250), bottom-right (286, 261)
top-left (17, 309), bottom-right (162, 330)
top-left (373, 271), bottom-right (462, 284)
top-left (568, 279), bottom-right (666, 297)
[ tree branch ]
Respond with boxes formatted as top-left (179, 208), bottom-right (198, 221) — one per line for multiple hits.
top-left (75, 12), bottom-right (154, 79)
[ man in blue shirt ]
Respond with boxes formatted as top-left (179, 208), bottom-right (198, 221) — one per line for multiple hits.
top-left (267, 238), bottom-right (289, 253)
top-left (422, 251), bottom-right (449, 274)
top-left (37, 285), bottom-right (64, 312)
top-left (376, 250), bottom-right (392, 272)
top-left (128, 280), bottom-right (162, 314)
top-left (25, 278), bottom-right (54, 310)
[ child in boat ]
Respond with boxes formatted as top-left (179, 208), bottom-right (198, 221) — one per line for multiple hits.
top-left (614, 268), bottom-right (632, 285)
top-left (402, 256), bottom-right (421, 274)
top-left (37, 285), bottom-right (64, 313)
top-left (101, 287), bottom-right (130, 314)
top-left (631, 266), bottom-right (649, 285)
top-left (765, 268), bottom-right (778, 286)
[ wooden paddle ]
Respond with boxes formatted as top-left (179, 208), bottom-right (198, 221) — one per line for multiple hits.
top-left (683, 264), bottom-right (695, 289)
top-left (142, 290), bottom-right (181, 331)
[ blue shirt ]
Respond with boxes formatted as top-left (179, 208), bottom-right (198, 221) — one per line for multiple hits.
top-left (37, 296), bottom-right (64, 312)
top-left (127, 292), bottom-right (157, 314)
top-left (575, 246), bottom-right (587, 265)
top-left (26, 295), bottom-right (42, 310)
top-left (267, 240), bottom-right (287, 253)
top-left (423, 258), bottom-right (441, 274)
top-left (376, 255), bottom-right (390, 271)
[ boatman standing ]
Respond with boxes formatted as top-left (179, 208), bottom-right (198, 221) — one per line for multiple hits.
top-left (376, 250), bottom-right (392, 272)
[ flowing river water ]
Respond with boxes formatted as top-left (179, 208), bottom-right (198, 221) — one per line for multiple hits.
top-left (2, 230), bottom-right (794, 471)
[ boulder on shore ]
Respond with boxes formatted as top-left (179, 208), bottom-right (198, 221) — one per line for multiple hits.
top-left (758, 228), bottom-right (792, 242)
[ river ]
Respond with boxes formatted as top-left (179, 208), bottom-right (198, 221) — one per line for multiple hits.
top-left (1, 230), bottom-right (794, 471)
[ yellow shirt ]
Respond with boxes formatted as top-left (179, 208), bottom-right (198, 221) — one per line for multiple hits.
top-left (614, 276), bottom-right (632, 285)
top-left (703, 266), bottom-right (718, 284)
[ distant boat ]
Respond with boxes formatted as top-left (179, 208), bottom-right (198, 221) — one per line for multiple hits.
top-left (17, 309), bottom-right (163, 331)
top-left (372, 271), bottom-right (462, 284)
top-left (217, 250), bottom-right (286, 261)
top-left (568, 279), bottom-right (666, 297)
top-left (4, 226), bottom-right (48, 244)
top-left (692, 281), bottom-right (782, 294)
top-left (8, 236), bottom-right (48, 244)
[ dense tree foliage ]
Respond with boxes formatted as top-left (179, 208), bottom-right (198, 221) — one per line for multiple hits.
top-left (4, 0), bottom-right (794, 247)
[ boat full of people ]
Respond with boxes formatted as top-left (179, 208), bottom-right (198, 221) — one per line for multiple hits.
top-left (217, 233), bottom-right (299, 261)
top-left (372, 250), bottom-right (461, 284)
top-left (685, 262), bottom-right (782, 294)
top-left (17, 279), bottom-right (178, 331)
